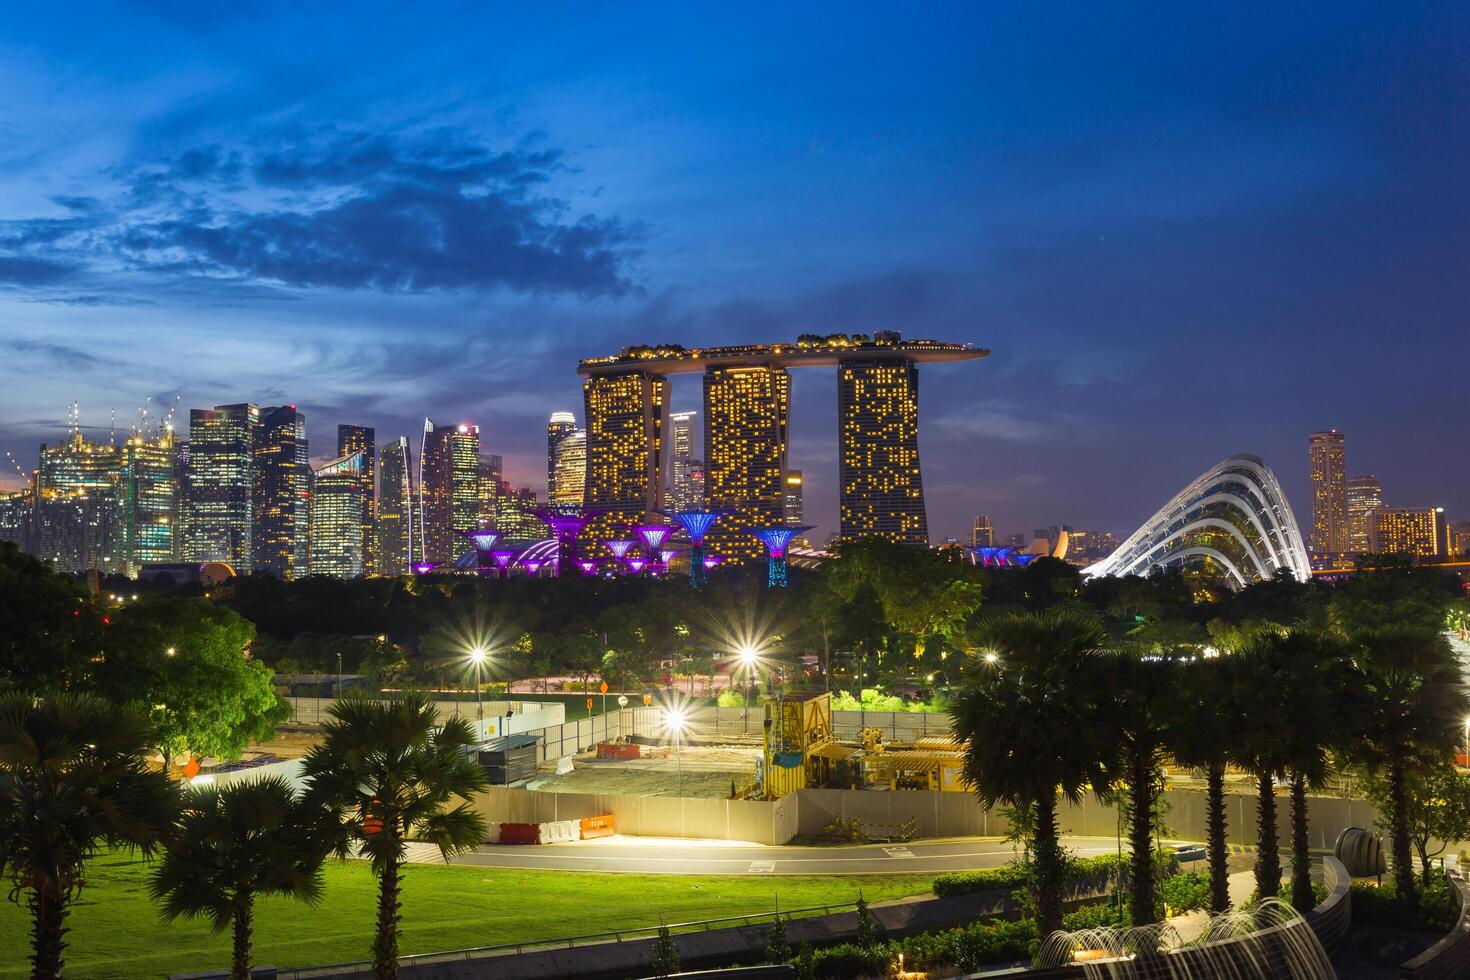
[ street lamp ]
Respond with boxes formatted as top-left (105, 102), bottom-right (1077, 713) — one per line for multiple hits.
top-left (665, 705), bottom-right (688, 797)
top-left (468, 646), bottom-right (489, 737)
top-left (738, 643), bottom-right (760, 733)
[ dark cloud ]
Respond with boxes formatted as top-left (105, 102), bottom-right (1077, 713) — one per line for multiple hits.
top-left (5, 337), bottom-right (124, 369)
top-left (0, 256), bottom-right (78, 285)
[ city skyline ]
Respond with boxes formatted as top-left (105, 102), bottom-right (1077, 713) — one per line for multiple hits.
top-left (0, 4), bottom-right (1466, 541)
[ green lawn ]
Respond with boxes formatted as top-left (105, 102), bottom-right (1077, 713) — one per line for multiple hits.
top-left (0, 851), bottom-right (936, 978)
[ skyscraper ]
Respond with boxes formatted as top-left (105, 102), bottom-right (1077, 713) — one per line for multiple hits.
top-left (783, 469), bottom-right (804, 525)
top-left (172, 438), bottom-right (190, 559)
top-left (1345, 475), bottom-right (1383, 554)
top-left (337, 425), bottom-right (376, 573)
top-left (669, 410), bottom-right (699, 513)
top-left (419, 419), bottom-right (480, 564)
top-left (838, 355), bottom-right (927, 544)
top-left (478, 454), bottom-right (503, 529)
top-left (496, 484), bottom-right (543, 540)
top-left (253, 405), bottom-right (310, 579)
top-left (971, 514), bottom-right (994, 548)
top-left (186, 403), bottom-right (258, 569)
top-left (1307, 430), bottom-right (1347, 559)
top-left (547, 412), bottom-right (576, 498)
top-left (377, 436), bottom-right (413, 576)
top-left (309, 451), bottom-right (366, 578)
top-left (582, 371), bottom-right (669, 552)
top-left (120, 433), bottom-right (176, 575)
top-left (702, 366), bottom-right (789, 562)
top-left (1373, 507), bottom-right (1444, 560)
top-left (551, 429), bottom-right (587, 507)
top-left (36, 425), bottom-right (125, 574)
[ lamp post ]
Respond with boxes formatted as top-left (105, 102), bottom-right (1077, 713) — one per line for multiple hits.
top-left (469, 646), bottom-right (488, 739)
top-left (336, 652), bottom-right (343, 701)
top-left (738, 644), bottom-right (759, 734)
top-left (665, 706), bottom-right (687, 798)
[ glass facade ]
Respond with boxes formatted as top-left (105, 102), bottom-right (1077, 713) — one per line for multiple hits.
top-left (1345, 475), bottom-right (1382, 555)
top-left (186, 403), bottom-right (258, 570)
top-left (1308, 430), bottom-right (1347, 557)
top-left (337, 424), bottom-right (376, 573)
top-left (547, 412), bottom-right (576, 498)
top-left (1084, 455), bottom-right (1311, 587)
top-left (309, 451), bottom-right (366, 578)
top-left (837, 357), bottom-right (928, 544)
top-left (419, 419), bottom-right (480, 564)
top-left (253, 405), bottom-right (310, 579)
top-left (121, 434), bottom-right (176, 575)
top-left (36, 430), bottom-right (125, 574)
top-left (377, 436), bottom-right (413, 576)
top-left (669, 410), bottom-right (699, 513)
top-left (551, 428), bottom-right (586, 507)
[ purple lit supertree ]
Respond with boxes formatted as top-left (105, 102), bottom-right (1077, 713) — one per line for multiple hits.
top-left (576, 559), bottom-right (599, 575)
top-left (626, 557), bottom-right (647, 574)
top-left (669, 510), bottom-right (728, 587)
top-left (655, 548), bottom-right (683, 575)
top-left (411, 562), bottom-right (436, 576)
top-left (702, 555), bottom-right (724, 571)
top-left (534, 508), bottom-right (588, 577)
top-left (603, 538), bottom-right (637, 573)
top-left (522, 559), bottom-right (544, 578)
top-left (462, 529), bottom-right (501, 573)
top-left (745, 525), bottom-right (813, 588)
top-left (489, 548), bottom-right (518, 581)
top-left (634, 523), bottom-right (673, 576)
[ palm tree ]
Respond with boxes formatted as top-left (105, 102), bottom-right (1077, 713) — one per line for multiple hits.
top-left (1230, 636), bottom-right (1300, 901)
top-left (1170, 656), bottom-right (1245, 913)
top-left (150, 774), bottom-right (328, 979)
top-left (1110, 652), bottom-right (1180, 924)
top-left (952, 610), bottom-right (1117, 937)
top-left (0, 693), bottom-right (180, 978)
top-left (300, 696), bottom-right (488, 979)
top-left (1344, 625), bottom-right (1467, 907)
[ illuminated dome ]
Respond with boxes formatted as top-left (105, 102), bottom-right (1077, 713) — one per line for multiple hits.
top-left (1084, 455), bottom-right (1310, 587)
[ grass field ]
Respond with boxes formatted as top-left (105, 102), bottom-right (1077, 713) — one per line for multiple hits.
top-left (0, 850), bottom-right (937, 978)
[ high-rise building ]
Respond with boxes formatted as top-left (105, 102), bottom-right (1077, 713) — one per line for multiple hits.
top-left (496, 484), bottom-right (543, 540)
top-left (419, 419), bottom-right (480, 564)
top-left (547, 412), bottom-right (576, 498)
top-left (971, 515), bottom-right (994, 548)
top-left (582, 371), bottom-right (669, 553)
top-left (337, 425), bottom-right (376, 571)
top-left (551, 429), bottom-right (586, 507)
top-left (253, 405), bottom-right (310, 579)
top-left (377, 436), bottom-right (414, 576)
top-left (1308, 430), bottom-right (1348, 559)
top-left (0, 489), bottom-right (31, 549)
top-left (783, 469), bottom-right (804, 526)
top-left (172, 439), bottom-right (190, 559)
top-left (186, 404), bottom-right (258, 569)
top-left (309, 451), bottom-right (367, 578)
top-left (1450, 522), bottom-right (1470, 558)
top-left (477, 454), bottom-right (503, 529)
top-left (1345, 475), bottom-right (1383, 554)
top-left (838, 355), bottom-right (927, 544)
top-left (669, 410), bottom-right (699, 513)
top-left (1004, 532), bottom-right (1027, 550)
top-left (703, 366), bottom-right (789, 562)
top-left (36, 427), bottom-right (125, 574)
top-left (1373, 507), bottom-right (1445, 561)
top-left (120, 433), bottom-right (176, 575)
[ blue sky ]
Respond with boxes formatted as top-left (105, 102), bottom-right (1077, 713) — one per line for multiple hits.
top-left (0, 2), bottom-right (1465, 542)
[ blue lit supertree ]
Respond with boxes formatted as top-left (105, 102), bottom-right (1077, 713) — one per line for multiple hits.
top-left (745, 525), bottom-right (814, 588)
top-left (670, 510), bottom-right (728, 587)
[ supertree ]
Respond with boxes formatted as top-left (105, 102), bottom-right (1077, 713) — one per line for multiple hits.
top-left (745, 525), bottom-right (814, 588)
top-left (534, 508), bottom-right (588, 577)
top-left (634, 523), bottom-right (673, 575)
top-left (462, 529), bottom-right (502, 574)
top-left (669, 510), bottom-right (727, 587)
top-left (603, 537), bottom-right (637, 574)
top-left (489, 548), bottom-right (518, 581)
top-left (522, 559), bottom-right (545, 578)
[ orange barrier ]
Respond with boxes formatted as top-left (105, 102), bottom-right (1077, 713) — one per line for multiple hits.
top-left (497, 822), bottom-right (541, 845)
top-left (580, 815), bottom-right (616, 839)
top-left (596, 742), bottom-right (641, 760)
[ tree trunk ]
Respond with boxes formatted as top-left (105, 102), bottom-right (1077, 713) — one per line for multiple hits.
top-left (1034, 792), bottom-right (1065, 938)
top-left (1207, 761), bottom-right (1230, 913)
top-left (1417, 841), bottom-right (1435, 888)
top-left (1128, 749), bottom-right (1158, 924)
top-left (1289, 771), bottom-right (1314, 912)
top-left (1255, 770), bottom-right (1280, 899)
top-left (1389, 758), bottom-right (1417, 907)
top-left (373, 856), bottom-right (401, 980)
top-left (231, 892), bottom-right (253, 980)
top-left (28, 885), bottom-right (66, 980)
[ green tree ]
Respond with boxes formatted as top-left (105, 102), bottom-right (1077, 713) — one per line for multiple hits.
top-left (0, 542), bottom-right (101, 693)
top-left (1110, 652), bottom-right (1179, 924)
top-left (650, 925), bottom-right (680, 977)
top-left (150, 775), bottom-right (327, 980)
top-left (1364, 763), bottom-right (1470, 887)
top-left (1345, 625), bottom-right (1468, 906)
top-left (951, 610), bottom-right (1116, 937)
top-left (854, 893), bottom-right (879, 949)
top-left (1231, 635), bottom-right (1301, 901)
top-left (1170, 657), bottom-right (1245, 912)
top-left (0, 693), bottom-right (180, 978)
top-left (300, 696), bottom-right (488, 979)
top-left (765, 915), bottom-right (791, 962)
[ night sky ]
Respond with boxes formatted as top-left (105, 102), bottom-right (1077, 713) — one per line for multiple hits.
top-left (1, 3), bottom-right (1465, 544)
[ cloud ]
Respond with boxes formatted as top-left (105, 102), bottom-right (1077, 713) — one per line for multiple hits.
top-left (930, 402), bottom-right (1064, 442)
top-left (5, 337), bottom-right (127, 370)
top-left (0, 256), bottom-right (78, 285)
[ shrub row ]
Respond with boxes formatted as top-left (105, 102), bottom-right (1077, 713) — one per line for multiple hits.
top-left (932, 852), bottom-right (1180, 898)
top-left (1350, 879), bottom-right (1461, 933)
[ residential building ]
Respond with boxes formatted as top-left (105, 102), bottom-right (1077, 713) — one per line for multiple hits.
top-left (186, 403), bottom-right (258, 569)
top-left (1308, 430), bottom-right (1348, 559)
top-left (1346, 475), bottom-right (1383, 554)
top-left (1373, 507), bottom-right (1445, 561)
top-left (419, 419), bottom-right (479, 564)
top-left (377, 436), bottom-right (414, 576)
top-left (253, 406), bottom-right (310, 579)
top-left (309, 451), bottom-right (367, 577)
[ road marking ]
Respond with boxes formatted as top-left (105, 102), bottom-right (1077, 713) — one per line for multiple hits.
top-left (883, 847), bottom-right (915, 859)
top-left (749, 861), bottom-right (776, 873)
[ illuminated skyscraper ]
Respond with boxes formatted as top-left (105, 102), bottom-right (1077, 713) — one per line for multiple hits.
top-left (496, 485), bottom-right (543, 540)
top-left (253, 405), bottom-right (310, 579)
top-left (1373, 507), bottom-right (1445, 560)
top-left (669, 410), bottom-right (699, 513)
top-left (337, 425), bottom-right (376, 572)
top-left (1450, 522), bottom-right (1470, 558)
top-left (547, 412), bottom-right (576, 498)
top-left (1345, 475), bottom-right (1382, 554)
top-left (172, 439), bottom-right (190, 559)
top-left (1308, 430), bottom-right (1347, 558)
top-left (419, 419), bottom-right (480, 564)
top-left (551, 429), bottom-right (586, 507)
top-left (477, 454), bottom-right (502, 529)
top-left (186, 403), bottom-right (258, 569)
top-left (0, 489), bottom-right (30, 549)
top-left (581, 371), bottom-right (669, 553)
top-left (36, 425), bottom-right (125, 574)
top-left (838, 355), bottom-right (927, 544)
top-left (377, 436), bottom-right (413, 576)
top-left (971, 515), bottom-right (994, 548)
top-left (309, 451), bottom-right (366, 577)
top-left (783, 469), bottom-right (804, 525)
top-left (703, 366), bottom-right (789, 561)
top-left (120, 433), bottom-right (176, 575)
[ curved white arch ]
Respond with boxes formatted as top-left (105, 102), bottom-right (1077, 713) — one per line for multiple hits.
top-left (1085, 454), bottom-right (1310, 586)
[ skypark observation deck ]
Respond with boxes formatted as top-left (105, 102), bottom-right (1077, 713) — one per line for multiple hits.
top-left (577, 334), bottom-right (989, 377)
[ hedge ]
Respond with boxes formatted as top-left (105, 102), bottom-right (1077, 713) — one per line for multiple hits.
top-left (1351, 879), bottom-right (1460, 933)
top-left (932, 852), bottom-right (1179, 898)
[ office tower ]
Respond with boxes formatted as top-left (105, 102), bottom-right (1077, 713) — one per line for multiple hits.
top-left (1308, 430), bottom-right (1347, 558)
top-left (551, 429), bottom-right (586, 507)
top-left (120, 433), bottom-right (176, 575)
top-left (477, 454), bottom-right (503, 529)
top-left (309, 451), bottom-right (366, 577)
top-left (838, 356), bottom-right (927, 544)
top-left (1373, 507), bottom-right (1445, 560)
top-left (783, 469), bottom-right (804, 525)
top-left (419, 419), bottom-right (480, 564)
top-left (496, 484), bottom-right (542, 540)
top-left (582, 371), bottom-right (670, 551)
top-left (36, 426), bottom-right (125, 574)
top-left (186, 403), bottom-right (258, 569)
top-left (337, 424), bottom-right (376, 572)
top-left (253, 406), bottom-right (310, 579)
top-left (1345, 475), bottom-right (1383, 554)
top-left (971, 515), bottom-right (994, 548)
top-left (377, 436), bottom-right (413, 576)
top-left (1004, 532), bottom-right (1027, 550)
top-left (0, 489), bottom-right (31, 548)
top-left (547, 412), bottom-right (576, 497)
top-left (172, 439), bottom-right (190, 559)
top-left (669, 410), bottom-right (699, 513)
top-left (1450, 522), bottom-right (1470, 558)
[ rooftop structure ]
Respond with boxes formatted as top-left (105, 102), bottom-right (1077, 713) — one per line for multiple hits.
top-left (578, 334), bottom-right (987, 377)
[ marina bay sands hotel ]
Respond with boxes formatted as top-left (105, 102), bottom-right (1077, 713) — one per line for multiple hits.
top-left (577, 331), bottom-right (987, 552)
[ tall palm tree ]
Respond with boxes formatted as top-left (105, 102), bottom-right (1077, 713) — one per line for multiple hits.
top-left (0, 693), bottom-right (180, 978)
top-left (1230, 636), bottom-right (1300, 901)
top-left (1110, 652), bottom-right (1180, 924)
top-left (300, 696), bottom-right (488, 979)
top-left (1344, 625), bottom-right (1466, 906)
top-left (1170, 656), bottom-right (1245, 913)
top-left (150, 775), bottom-right (328, 979)
top-left (952, 610), bottom-right (1117, 937)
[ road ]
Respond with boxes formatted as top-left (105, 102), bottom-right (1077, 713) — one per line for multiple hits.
top-left (447, 835), bottom-right (1136, 875)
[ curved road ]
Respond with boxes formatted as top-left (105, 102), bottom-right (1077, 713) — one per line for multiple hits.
top-left (448, 835), bottom-right (1143, 875)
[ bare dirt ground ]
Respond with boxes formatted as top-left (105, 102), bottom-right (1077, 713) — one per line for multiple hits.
top-left (525, 744), bottom-right (761, 798)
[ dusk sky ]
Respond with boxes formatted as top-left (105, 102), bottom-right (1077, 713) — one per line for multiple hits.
top-left (1, 3), bottom-right (1465, 543)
